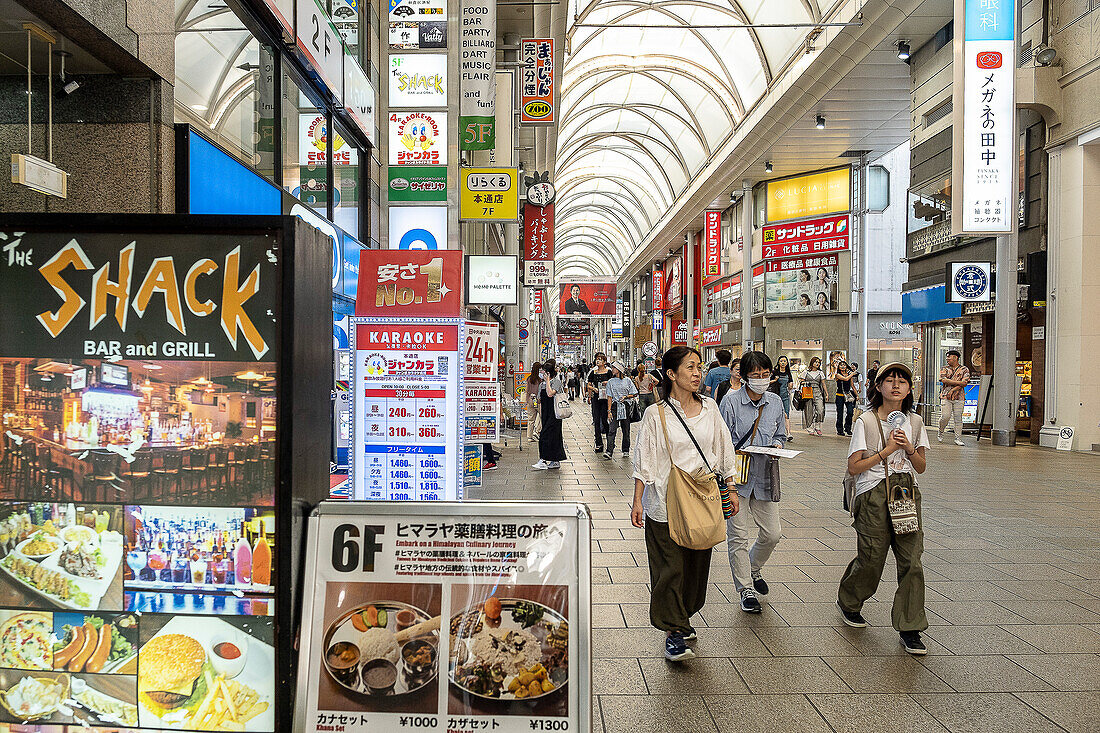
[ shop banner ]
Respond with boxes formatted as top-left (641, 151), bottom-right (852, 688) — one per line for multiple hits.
top-left (464, 321), bottom-right (499, 442)
top-left (520, 38), bottom-right (555, 124)
top-left (557, 334), bottom-right (584, 346)
top-left (699, 324), bottom-right (722, 347)
top-left (460, 0), bottom-right (496, 150)
top-left (765, 167), bottom-right (850, 223)
top-left (463, 443), bottom-right (483, 486)
top-left (765, 254), bottom-right (839, 314)
top-left (389, 111), bottom-right (447, 166)
top-left (612, 296), bottom-right (623, 339)
top-left (355, 249), bottom-right (463, 316)
top-left (954, 0), bottom-right (1016, 234)
top-left (532, 288), bottom-right (543, 314)
top-left (389, 165), bottom-right (448, 201)
top-left (556, 318), bottom-right (591, 337)
top-left (294, 501), bottom-right (591, 733)
top-left (464, 321), bottom-right (499, 382)
top-left (672, 319), bottom-right (688, 346)
top-left (762, 213), bottom-right (850, 260)
top-left (664, 254), bottom-right (683, 312)
top-left (523, 202), bottom-right (554, 287)
top-left (389, 0), bottom-right (446, 49)
top-left (389, 54), bottom-right (447, 108)
top-left (652, 309), bottom-right (663, 332)
top-left (388, 205), bottom-right (448, 250)
top-left (558, 282), bottom-right (615, 318)
top-left (352, 320), bottom-right (463, 501)
top-left (464, 382), bottom-right (500, 441)
top-left (460, 168), bottom-right (519, 221)
top-left (705, 211), bottom-right (721, 277)
top-left (466, 255), bottom-right (518, 305)
top-left (651, 269), bottom-right (665, 311)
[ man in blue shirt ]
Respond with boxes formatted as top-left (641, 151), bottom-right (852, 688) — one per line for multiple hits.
top-left (703, 349), bottom-right (733, 399)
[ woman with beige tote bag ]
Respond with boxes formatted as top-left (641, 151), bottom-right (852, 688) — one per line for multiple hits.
top-left (630, 346), bottom-right (739, 663)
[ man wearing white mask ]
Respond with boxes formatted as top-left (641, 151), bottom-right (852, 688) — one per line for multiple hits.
top-left (719, 351), bottom-right (788, 614)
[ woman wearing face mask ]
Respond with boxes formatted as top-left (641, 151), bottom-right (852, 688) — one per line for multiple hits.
top-left (719, 351), bottom-right (787, 614)
top-left (533, 359), bottom-right (567, 470)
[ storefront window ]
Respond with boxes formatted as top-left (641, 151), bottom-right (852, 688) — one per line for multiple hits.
top-left (777, 340), bottom-right (823, 376)
top-left (332, 121), bottom-right (362, 237)
top-left (282, 72), bottom-right (326, 216)
top-left (174, 1), bottom-right (276, 178)
top-left (908, 176), bottom-right (951, 235)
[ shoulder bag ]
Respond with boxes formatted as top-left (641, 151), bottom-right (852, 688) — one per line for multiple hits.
top-left (657, 403), bottom-right (728, 550)
top-left (733, 405), bottom-right (766, 485)
top-left (872, 417), bottom-right (920, 534)
top-left (552, 382), bottom-right (572, 419)
top-left (627, 398), bottom-right (643, 423)
top-left (842, 412), bottom-right (875, 514)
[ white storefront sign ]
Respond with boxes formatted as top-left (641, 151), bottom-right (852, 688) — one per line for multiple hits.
top-left (459, 0), bottom-right (496, 150)
top-left (389, 110), bottom-right (447, 165)
top-left (466, 254), bottom-right (518, 304)
top-left (388, 205), bottom-right (448, 249)
top-left (389, 53), bottom-right (447, 107)
top-left (949, 262), bottom-right (992, 302)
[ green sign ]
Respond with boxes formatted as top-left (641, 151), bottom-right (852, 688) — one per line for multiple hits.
top-left (388, 166), bottom-right (447, 202)
top-left (460, 116), bottom-right (496, 151)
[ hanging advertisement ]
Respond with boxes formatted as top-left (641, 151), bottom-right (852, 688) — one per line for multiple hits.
top-left (466, 255), bottom-right (519, 305)
top-left (556, 319), bottom-right (591, 337)
top-left (762, 213), bottom-right (850, 260)
top-left (388, 165), bottom-right (447, 201)
top-left (464, 321), bottom-right (499, 441)
top-left (672, 319), bottom-right (689, 345)
top-left (460, 168), bottom-right (519, 221)
top-left (765, 254), bottom-right (840, 313)
top-left (765, 167), bottom-right (850, 223)
top-left (532, 288), bottom-right (543, 314)
top-left (612, 296), bottom-right (623, 339)
top-left (294, 501), bottom-right (591, 733)
top-left (352, 320), bottom-right (463, 501)
top-left (464, 443), bottom-right (483, 486)
top-left (390, 19), bottom-right (447, 49)
top-left (355, 249), bottom-right (464, 317)
top-left (705, 211), bottom-right (721, 277)
top-left (520, 38), bottom-right (555, 124)
top-left (460, 0), bottom-right (496, 150)
top-left (388, 205), bottom-right (448, 250)
top-left (389, 0), bottom-right (445, 21)
top-left (558, 282), bottom-right (616, 317)
top-left (664, 254), bottom-right (683, 312)
top-left (948, 262), bottom-right (993, 302)
top-left (699, 324), bottom-right (723, 347)
top-left (651, 269), bottom-right (665, 311)
top-left (464, 321), bottom-right (499, 383)
top-left (389, 54), bottom-right (447, 107)
top-left (389, 111), bottom-right (447, 166)
top-left (953, 0), bottom-right (1016, 235)
top-left (523, 202), bottom-right (554, 287)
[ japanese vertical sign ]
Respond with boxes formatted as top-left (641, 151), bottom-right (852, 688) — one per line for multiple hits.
top-left (954, 0), bottom-right (1016, 235)
top-left (532, 288), bottom-right (543, 313)
top-left (523, 202), bottom-right (555, 287)
top-left (460, 0), bottom-right (496, 150)
top-left (520, 38), bottom-right (555, 124)
top-left (464, 321), bottom-right (500, 441)
top-left (295, 501), bottom-right (592, 733)
top-left (705, 210), bottom-right (721, 277)
top-left (651, 268), bottom-right (665, 311)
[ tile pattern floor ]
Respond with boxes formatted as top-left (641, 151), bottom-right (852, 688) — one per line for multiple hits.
top-left (472, 407), bottom-right (1100, 733)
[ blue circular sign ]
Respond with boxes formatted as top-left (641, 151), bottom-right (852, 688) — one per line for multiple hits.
top-left (519, 328), bottom-right (529, 339)
top-left (398, 228), bottom-right (438, 250)
top-left (954, 264), bottom-right (988, 300)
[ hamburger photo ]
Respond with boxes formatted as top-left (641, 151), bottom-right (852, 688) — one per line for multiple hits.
top-left (138, 633), bottom-right (210, 717)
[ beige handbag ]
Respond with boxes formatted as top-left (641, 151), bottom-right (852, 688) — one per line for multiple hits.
top-left (657, 404), bottom-right (726, 550)
top-left (873, 417), bottom-right (920, 535)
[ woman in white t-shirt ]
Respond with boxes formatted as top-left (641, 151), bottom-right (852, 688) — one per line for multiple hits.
top-left (837, 362), bottom-right (930, 656)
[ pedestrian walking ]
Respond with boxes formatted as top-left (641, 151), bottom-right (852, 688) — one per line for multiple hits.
top-left (838, 362), bottom-right (930, 655)
top-left (771, 355), bottom-right (795, 442)
top-left (586, 353), bottom-right (612, 453)
top-left (720, 351), bottom-right (787, 614)
top-left (634, 363), bottom-right (658, 411)
top-left (702, 349), bottom-right (733, 400)
top-left (937, 350), bottom-right (969, 445)
top-left (834, 361), bottom-right (856, 435)
top-left (482, 442), bottom-right (501, 470)
top-left (604, 361), bottom-right (638, 458)
top-left (567, 366), bottom-right (581, 400)
top-left (713, 356), bottom-right (742, 405)
top-left (801, 356), bottom-right (827, 435)
top-left (630, 345), bottom-right (739, 661)
top-left (533, 359), bottom-right (567, 470)
top-left (866, 359), bottom-right (880, 404)
top-left (525, 362), bottom-right (542, 443)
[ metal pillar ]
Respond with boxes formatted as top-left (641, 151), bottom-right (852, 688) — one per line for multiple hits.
top-left (992, 230), bottom-right (1018, 446)
top-left (857, 154), bottom-right (869, 382)
top-left (741, 179), bottom-right (753, 351)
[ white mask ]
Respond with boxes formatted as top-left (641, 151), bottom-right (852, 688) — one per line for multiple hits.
top-left (747, 377), bottom-right (771, 394)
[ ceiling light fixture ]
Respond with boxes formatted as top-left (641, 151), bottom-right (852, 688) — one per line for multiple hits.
top-left (816, 115), bottom-right (826, 130)
top-left (765, 161), bottom-right (773, 173)
top-left (896, 40), bottom-right (911, 61)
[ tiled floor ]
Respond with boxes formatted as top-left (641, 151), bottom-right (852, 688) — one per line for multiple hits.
top-left (472, 408), bottom-right (1100, 733)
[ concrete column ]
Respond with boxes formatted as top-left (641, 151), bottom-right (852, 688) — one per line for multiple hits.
top-left (992, 229), bottom-right (1018, 446)
top-left (741, 179), bottom-right (753, 351)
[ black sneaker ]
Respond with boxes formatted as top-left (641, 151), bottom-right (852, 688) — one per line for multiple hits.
top-left (900, 631), bottom-right (927, 655)
top-left (602, 452), bottom-right (612, 460)
top-left (594, 445), bottom-right (604, 453)
top-left (622, 450), bottom-right (630, 456)
top-left (664, 632), bottom-right (696, 661)
top-left (740, 589), bottom-right (762, 614)
top-left (836, 600), bottom-right (868, 628)
top-left (751, 572), bottom-right (769, 595)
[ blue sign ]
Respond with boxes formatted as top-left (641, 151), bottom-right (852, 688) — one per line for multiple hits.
top-left (953, 264), bottom-right (989, 300)
top-left (965, 0), bottom-right (1015, 42)
top-left (463, 444), bottom-right (483, 487)
top-left (519, 328), bottom-right (529, 340)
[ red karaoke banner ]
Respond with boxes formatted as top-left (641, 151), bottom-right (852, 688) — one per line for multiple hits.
top-left (705, 211), bottom-right (721, 277)
top-left (356, 249), bottom-right (463, 316)
top-left (558, 281), bottom-right (616, 317)
top-left (356, 323), bottom-right (460, 351)
top-left (762, 213), bottom-right (850, 260)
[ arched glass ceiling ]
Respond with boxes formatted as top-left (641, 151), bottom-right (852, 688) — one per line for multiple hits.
top-left (557, 0), bottom-right (835, 279)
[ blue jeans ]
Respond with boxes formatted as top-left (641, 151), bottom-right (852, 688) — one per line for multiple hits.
top-left (835, 395), bottom-right (854, 434)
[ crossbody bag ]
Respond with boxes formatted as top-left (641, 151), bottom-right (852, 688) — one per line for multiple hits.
top-left (657, 404), bottom-right (727, 549)
top-left (664, 402), bottom-right (736, 521)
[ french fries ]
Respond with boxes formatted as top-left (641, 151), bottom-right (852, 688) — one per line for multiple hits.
top-left (187, 670), bottom-right (269, 731)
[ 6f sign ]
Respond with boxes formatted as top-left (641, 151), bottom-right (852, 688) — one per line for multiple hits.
top-left (331, 524), bottom-right (386, 572)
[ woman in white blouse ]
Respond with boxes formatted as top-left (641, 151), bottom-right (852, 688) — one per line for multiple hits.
top-left (630, 345), bottom-right (739, 662)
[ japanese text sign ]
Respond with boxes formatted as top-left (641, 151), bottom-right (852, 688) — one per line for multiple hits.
top-left (389, 111), bottom-right (447, 166)
top-left (532, 288), bottom-right (543, 313)
top-left (460, 168), bottom-right (519, 221)
top-left (651, 268), bottom-right (665, 311)
top-left (523, 202), bottom-right (555, 287)
top-left (355, 250), bottom-right (462, 316)
top-left (699, 324), bottom-right (722, 346)
top-left (705, 211), bottom-right (721, 277)
top-left (762, 214), bottom-right (850, 260)
top-left (464, 320), bottom-right (499, 381)
top-left (520, 38), bottom-right (555, 124)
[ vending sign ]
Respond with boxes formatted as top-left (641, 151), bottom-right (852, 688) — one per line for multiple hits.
top-left (523, 202), bottom-right (554, 287)
top-left (705, 210), bottom-right (721, 277)
top-left (352, 320), bottom-right (464, 501)
top-left (520, 38), bottom-right (555, 124)
top-left (389, 111), bottom-right (447, 166)
top-left (294, 501), bottom-right (592, 733)
top-left (355, 249), bottom-right (463, 316)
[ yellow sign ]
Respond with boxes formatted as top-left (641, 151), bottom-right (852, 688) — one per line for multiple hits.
top-left (460, 167), bottom-right (519, 221)
top-left (766, 167), bottom-right (850, 223)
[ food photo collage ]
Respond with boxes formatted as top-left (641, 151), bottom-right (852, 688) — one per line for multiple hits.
top-left (316, 581), bottom-right (570, 720)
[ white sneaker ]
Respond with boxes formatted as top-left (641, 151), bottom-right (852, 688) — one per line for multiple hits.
top-left (532, 460), bottom-right (549, 470)
top-left (954, 439), bottom-right (965, 446)
top-left (547, 461), bottom-right (561, 469)
top-left (937, 435), bottom-right (943, 443)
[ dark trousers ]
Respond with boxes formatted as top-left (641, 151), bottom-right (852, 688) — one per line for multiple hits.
top-left (482, 443), bottom-right (500, 463)
top-left (838, 480), bottom-right (927, 632)
top-left (835, 395), bottom-right (854, 434)
top-left (644, 517), bottom-right (711, 634)
top-left (591, 399), bottom-right (609, 448)
top-left (606, 417), bottom-right (630, 453)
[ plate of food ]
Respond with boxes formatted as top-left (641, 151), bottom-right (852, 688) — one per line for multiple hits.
top-left (137, 618), bottom-right (273, 731)
top-left (322, 602), bottom-right (441, 698)
top-left (70, 676), bottom-right (138, 727)
top-left (60, 525), bottom-right (96, 545)
top-left (0, 674), bottom-right (68, 722)
top-left (53, 613), bottom-right (137, 675)
top-left (449, 597), bottom-right (568, 702)
top-left (0, 533), bottom-right (123, 610)
top-left (0, 612), bottom-right (53, 671)
top-left (16, 533), bottom-right (61, 560)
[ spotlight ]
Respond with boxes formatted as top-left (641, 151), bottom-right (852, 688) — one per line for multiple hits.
top-left (1035, 46), bottom-right (1058, 66)
top-left (816, 115), bottom-right (826, 130)
top-left (897, 40), bottom-right (911, 61)
top-left (764, 161), bottom-right (773, 173)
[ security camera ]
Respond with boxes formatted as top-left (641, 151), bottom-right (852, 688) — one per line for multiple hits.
top-left (60, 79), bottom-right (80, 96)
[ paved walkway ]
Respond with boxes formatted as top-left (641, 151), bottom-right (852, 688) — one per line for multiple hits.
top-left (473, 404), bottom-right (1100, 733)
